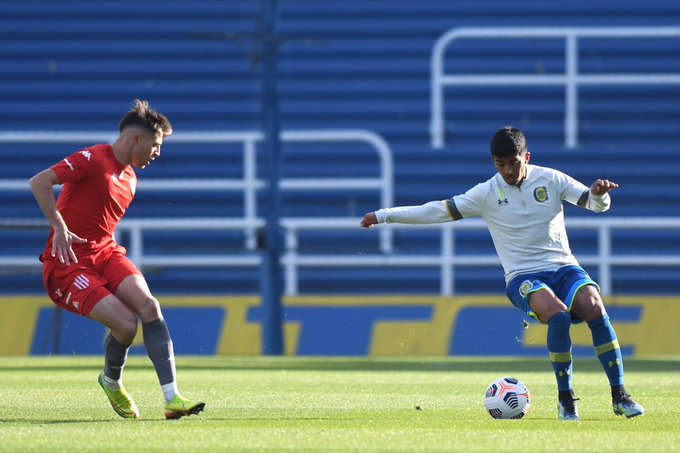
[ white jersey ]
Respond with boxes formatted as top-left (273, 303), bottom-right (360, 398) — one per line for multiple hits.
top-left (375, 164), bottom-right (610, 283)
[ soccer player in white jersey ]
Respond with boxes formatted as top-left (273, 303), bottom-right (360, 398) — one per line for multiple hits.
top-left (360, 126), bottom-right (644, 421)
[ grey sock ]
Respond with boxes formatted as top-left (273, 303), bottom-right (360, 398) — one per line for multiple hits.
top-left (104, 332), bottom-right (129, 381)
top-left (143, 319), bottom-right (176, 386)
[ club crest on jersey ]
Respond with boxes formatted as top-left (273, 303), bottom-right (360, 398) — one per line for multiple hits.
top-left (533, 186), bottom-right (549, 203)
top-left (79, 150), bottom-right (92, 161)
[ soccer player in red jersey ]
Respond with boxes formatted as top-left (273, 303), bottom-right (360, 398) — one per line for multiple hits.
top-left (29, 100), bottom-right (205, 420)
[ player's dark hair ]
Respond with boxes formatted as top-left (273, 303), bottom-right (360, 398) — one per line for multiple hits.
top-left (119, 99), bottom-right (172, 137)
top-left (490, 126), bottom-right (527, 158)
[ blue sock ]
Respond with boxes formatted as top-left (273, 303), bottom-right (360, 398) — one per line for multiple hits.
top-left (547, 312), bottom-right (573, 392)
top-left (587, 315), bottom-right (624, 387)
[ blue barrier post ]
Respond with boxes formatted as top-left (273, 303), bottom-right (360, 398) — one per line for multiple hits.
top-left (258, 0), bottom-right (284, 355)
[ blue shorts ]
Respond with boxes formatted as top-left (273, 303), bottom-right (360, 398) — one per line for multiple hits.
top-left (506, 265), bottom-right (599, 322)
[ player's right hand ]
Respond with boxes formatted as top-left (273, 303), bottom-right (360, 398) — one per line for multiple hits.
top-left (51, 229), bottom-right (87, 265)
top-left (360, 212), bottom-right (378, 229)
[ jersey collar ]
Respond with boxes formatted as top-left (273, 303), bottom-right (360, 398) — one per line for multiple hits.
top-left (495, 164), bottom-right (533, 188)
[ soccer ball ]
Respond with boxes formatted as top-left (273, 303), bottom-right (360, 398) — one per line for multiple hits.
top-left (483, 377), bottom-right (531, 419)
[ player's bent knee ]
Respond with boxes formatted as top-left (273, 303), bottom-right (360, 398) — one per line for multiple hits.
top-left (571, 297), bottom-right (607, 321)
top-left (572, 289), bottom-right (607, 321)
top-left (576, 302), bottom-right (606, 322)
top-left (137, 295), bottom-right (162, 322)
top-left (89, 295), bottom-right (139, 344)
top-left (529, 292), bottom-right (568, 324)
top-left (113, 318), bottom-right (138, 345)
top-left (113, 308), bottom-right (139, 341)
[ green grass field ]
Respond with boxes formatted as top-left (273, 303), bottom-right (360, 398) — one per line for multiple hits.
top-left (1, 356), bottom-right (679, 452)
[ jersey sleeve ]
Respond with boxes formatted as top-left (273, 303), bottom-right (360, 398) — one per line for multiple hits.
top-left (556, 170), bottom-right (611, 212)
top-left (376, 200), bottom-right (452, 224)
top-left (51, 148), bottom-right (96, 184)
top-left (445, 182), bottom-right (487, 220)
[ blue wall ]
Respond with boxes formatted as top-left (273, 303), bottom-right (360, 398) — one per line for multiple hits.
top-left (2, 1), bottom-right (680, 295)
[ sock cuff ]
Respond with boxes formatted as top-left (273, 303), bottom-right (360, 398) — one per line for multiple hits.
top-left (547, 311), bottom-right (571, 326)
top-left (105, 332), bottom-right (131, 352)
top-left (143, 318), bottom-right (167, 333)
top-left (546, 311), bottom-right (572, 355)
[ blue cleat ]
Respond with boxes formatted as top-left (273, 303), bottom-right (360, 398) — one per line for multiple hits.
top-left (613, 394), bottom-right (644, 418)
top-left (557, 398), bottom-right (580, 421)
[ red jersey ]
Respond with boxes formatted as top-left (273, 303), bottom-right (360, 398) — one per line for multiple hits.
top-left (43, 144), bottom-right (137, 257)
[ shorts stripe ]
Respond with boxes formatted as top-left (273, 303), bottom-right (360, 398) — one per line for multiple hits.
top-left (564, 280), bottom-right (599, 312)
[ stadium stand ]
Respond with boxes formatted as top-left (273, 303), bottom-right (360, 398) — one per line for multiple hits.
top-left (2, 1), bottom-right (680, 295)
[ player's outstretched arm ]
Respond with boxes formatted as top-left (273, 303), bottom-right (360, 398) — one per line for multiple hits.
top-left (360, 201), bottom-right (451, 228)
top-left (28, 169), bottom-right (87, 265)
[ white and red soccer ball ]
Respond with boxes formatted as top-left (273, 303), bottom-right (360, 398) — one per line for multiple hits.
top-left (483, 377), bottom-right (531, 419)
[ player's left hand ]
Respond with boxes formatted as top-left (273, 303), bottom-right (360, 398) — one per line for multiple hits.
top-left (590, 179), bottom-right (619, 196)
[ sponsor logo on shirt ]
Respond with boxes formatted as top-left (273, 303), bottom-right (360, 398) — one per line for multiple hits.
top-left (533, 186), bottom-right (549, 203)
top-left (496, 187), bottom-right (509, 205)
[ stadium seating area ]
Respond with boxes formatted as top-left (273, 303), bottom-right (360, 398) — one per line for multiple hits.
top-left (2, 0), bottom-right (680, 295)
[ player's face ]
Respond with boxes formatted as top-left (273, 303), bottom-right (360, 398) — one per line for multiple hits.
top-left (493, 151), bottom-right (530, 186)
top-left (131, 130), bottom-right (164, 169)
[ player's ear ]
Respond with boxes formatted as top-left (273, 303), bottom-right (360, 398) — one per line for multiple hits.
top-left (525, 151), bottom-right (531, 163)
